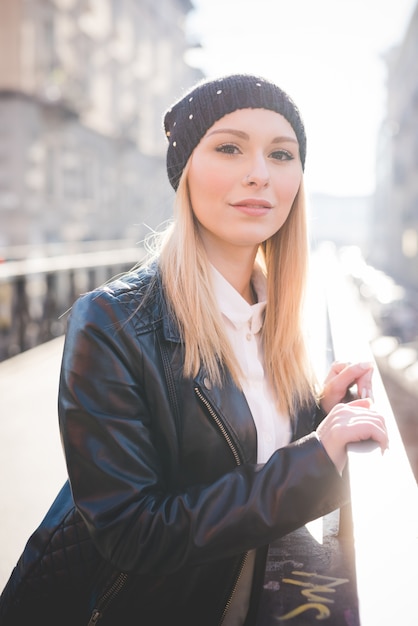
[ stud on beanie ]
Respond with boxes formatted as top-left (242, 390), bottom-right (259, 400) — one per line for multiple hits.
top-left (164, 73), bottom-right (306, 190)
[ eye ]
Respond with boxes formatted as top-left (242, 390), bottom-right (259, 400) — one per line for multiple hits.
top-left (215, 143), bottom-right (241, 155)
top-left (270, 149), bottom-right (294, 161)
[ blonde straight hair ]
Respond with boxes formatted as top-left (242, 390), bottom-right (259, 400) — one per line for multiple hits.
top-left (149, 163), bottom-right (316, 416)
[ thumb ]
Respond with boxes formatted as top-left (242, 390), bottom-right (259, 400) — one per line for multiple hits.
top-left (344, 397), bottom-right (374, 409)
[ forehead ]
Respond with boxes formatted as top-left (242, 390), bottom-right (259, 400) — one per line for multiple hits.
top-left (204, 108), bottom-right (297, 140)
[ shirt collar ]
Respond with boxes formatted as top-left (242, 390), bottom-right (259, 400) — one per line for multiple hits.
top-left (210, 263), bottom-right (267, 333)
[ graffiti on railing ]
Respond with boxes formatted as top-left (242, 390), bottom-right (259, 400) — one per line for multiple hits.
top-left (277, 571), bottom-right (349, 621)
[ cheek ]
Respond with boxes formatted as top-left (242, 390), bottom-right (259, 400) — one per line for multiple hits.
top-left (188, 160), bottom-right (230, 209)
top-left (275, 170), bottom-right (302, 204)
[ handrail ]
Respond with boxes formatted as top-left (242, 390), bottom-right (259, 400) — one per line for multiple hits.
top-left (0, 247), bottom-right (143, 279)
top-left (317, 245), bottom-right (418, 626)
top-left (0, 238), bottom-right (137, 262)
top-left (0, 247), bottom-right (144, 360)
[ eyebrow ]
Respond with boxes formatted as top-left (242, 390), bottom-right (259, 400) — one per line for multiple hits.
top-left (205, 128), bottom-right (298, 144)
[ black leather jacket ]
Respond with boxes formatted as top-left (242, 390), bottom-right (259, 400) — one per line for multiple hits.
top-left (55, 266), bottom-right (347, 625)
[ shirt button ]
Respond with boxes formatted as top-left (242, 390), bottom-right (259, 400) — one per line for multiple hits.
top-left (246, 333), bottom-right (252, 341)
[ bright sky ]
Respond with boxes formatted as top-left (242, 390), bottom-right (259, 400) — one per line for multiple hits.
top-left (186, 0), bottom-right (417, 197)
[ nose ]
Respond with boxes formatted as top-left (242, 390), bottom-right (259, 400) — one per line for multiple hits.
top-left (243, 154), bottom-right (270, 188)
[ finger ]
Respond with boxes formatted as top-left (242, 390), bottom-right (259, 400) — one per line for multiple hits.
top-left (345, 418), bottom-right (389, 450)
top-left (344, 397), bottom-right (374, 409)
top-left (342, 406), bottom-right (387, 434)
top-left (323, 361), bottom-right (350, 383)
top-left (358, 376), bottom-right (374, 400)
top-left (338, 362), bottom-right (374, 397)
top-left (343, 361), bottom-right (374, 380)
top-left (327, 406), bottom-right (388, 449)
top-left (351, 363), bottom-right (374, 400)
top-left (330, 361), bottom-right (351, 376)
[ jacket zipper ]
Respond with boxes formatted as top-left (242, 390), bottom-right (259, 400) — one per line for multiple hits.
top-left (219, 552), bottom-right (249, 625)
top-left (87, 571), bottom-right (129, 625)
top-left (194, 385), bottom-right (249, 625)
top-left (194, 386), bottom-right (241, 466)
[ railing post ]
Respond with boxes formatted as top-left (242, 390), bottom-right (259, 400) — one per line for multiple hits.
top-left (15, 276), bottom-right (29, 354)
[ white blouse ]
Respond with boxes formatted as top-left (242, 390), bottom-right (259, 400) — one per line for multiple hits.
top-left (210, 264), bottom-right (291, 461)
top-left (210, 264), bottom-right (291, 626)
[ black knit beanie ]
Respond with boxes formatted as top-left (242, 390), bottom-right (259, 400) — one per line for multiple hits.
top-left (164, 73), bottom-right (306, 190)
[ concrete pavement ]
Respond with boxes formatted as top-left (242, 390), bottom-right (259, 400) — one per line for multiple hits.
top-left (0, 336), bottom-right (67, 591)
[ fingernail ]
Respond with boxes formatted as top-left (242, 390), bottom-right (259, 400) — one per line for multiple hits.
top-left (361, 388), bottom-right (374, 400)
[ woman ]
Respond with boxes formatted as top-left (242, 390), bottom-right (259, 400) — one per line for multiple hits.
top-left (0, 74), bottom-right (388, 626)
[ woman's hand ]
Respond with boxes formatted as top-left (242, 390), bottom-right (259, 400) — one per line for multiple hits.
top-left (320, 360), bottom-right (374, 415)
top-left (316, 398), bottom-right (388, 474)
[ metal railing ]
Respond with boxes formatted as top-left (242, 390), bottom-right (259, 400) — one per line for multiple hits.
top-left (0, 246), bottom-right (144, 361)
top-left (317, 246), bottom-right (418, 626)
top-left (259, 245), bottom-right (418, 625)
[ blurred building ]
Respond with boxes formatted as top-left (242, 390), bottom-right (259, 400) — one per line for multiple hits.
top-left (0, 0), bottom-right (202, 249)
top-left (371, 2), bottom-right (418, 290)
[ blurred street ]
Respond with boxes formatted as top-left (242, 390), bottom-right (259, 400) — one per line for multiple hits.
top-left (0, 337), bottom-right (67, 591)
top-left (378, 365), bottom-right (418, 480)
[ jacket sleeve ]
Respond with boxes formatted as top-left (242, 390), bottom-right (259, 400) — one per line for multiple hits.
top-left (59, 287), bottom-right (349, 576)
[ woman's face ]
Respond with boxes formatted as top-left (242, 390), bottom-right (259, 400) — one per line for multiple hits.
top-left (187, 108), bottom-right (303, 261)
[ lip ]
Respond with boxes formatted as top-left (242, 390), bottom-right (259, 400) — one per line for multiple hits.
top-left (230, 198), bottom-right (273, 216)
